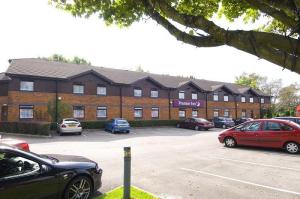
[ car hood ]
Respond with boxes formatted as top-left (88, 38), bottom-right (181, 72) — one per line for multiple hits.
top-left (43, 154), bottom-right (97, 168)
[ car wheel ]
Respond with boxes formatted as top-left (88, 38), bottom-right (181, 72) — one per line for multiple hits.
top-left (125, 130), bottom-right (130, 134)
top-left (224, 137), bottom-right (236, 148)
top-left (59, 130), bottom-right (63, 136)
top-left (78, 132), bottom-right (82, 135)
top-left (194, 126), bottom-right (199, 131)
top-left (111, 128), bottom-right (115, 134)
top-left (222, 124), bottom-right (226, 129)
top-left (285, 142), bottom-right (299, 154)
top-left (64, 176), bottom-right (92, 199)
top-left (176, 124), bottom-right (180, 128)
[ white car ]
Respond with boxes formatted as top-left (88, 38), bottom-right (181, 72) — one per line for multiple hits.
top-left (57, 118), bottom-right (82, 135)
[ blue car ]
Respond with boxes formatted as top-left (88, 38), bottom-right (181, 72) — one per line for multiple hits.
top-left (213, 117), bottom-right (235, 129)
top-left (105, 118), bottom-right (130, 133)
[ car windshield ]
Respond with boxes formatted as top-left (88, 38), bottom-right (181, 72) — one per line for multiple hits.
top-left (117, 120), bottom-right (128, 124)
top-left (195, 118), bottom-right (209, 122)
top-left (26, 151), bottom-right (59, 164)
top-left (224, 118), bottom-right (233, 121)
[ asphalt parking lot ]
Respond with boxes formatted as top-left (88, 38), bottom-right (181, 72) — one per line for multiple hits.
top-left (7, 127), bottom-right (300, 199)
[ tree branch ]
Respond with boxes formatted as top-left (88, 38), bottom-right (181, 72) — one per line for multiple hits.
top-left (244, 0), bottom-right (297, 28)
top-left (260, 0), bottom-right (296, 17)
top-left (144, 5), bottom-right (223, 47)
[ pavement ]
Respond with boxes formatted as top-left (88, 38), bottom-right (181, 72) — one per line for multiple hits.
top-left (5, 127), bottom-right (300, 199)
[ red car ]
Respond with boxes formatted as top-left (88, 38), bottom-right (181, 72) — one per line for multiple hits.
top-left (218, 119), bottom-right (300, 154)
top-left (0, 135), bottom-right (30, 151)
top-left (177, 118), bottom-right (214, 131)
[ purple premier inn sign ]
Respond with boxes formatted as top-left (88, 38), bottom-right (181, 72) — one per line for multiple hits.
top-left (172, 99), bottom-right (205, 108)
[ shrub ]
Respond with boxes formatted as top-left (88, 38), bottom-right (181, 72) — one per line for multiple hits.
top-left (0, 122), bottom-right (51, 136)
top-left (128, 120), bottom-right (179, 127)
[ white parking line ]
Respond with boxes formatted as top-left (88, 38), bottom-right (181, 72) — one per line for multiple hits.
top-left (181, 167), bottom-right (300, 196)
top-left (209, 157), bottom-right (300, 172)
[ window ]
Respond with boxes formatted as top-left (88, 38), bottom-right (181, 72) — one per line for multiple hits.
top-left (241, 96), bottom-right (246, 103)
top-left (192, 92), bottom-right (198, 100)
top-left (134, 88), bottom-right (142, 97)
top-left (213, 109), bottom-right (219, 117)
top-left (242, 122), bottom-right (261, 131)
top-left (151, 107), bottom-right (159, 118)
top-left (97, 106), bottom-right (107, 118)
top-left (192, 110), bottom-right (198, 117)
top-left (224, 109), bottom-right (229, 117)
top-left (179, 110), bottom-right (186, 118)
top-left (261, 98), bottom-right (265, 103)
top-left (97, 86), bottom-right (107, 95)
top-left (241, 109), bottom-right (246, 118)
top-left (73, 85), bottom-right (84, 94)
top-left (179, 91), bottom-right (185, 99)
top-left (20, 81), bottom-right (34, 91)
top-left (224, 95), bottom-right (229, 102)
top-left (134, 107), bottom-right (143, 118)
top-left (0, 152), bottom-right (40, 179)
top-left (213, 94), bottom-right (219, 101)
top-left (249, 97), bottom-right (254, 103)
top-left (19, 105), bottom-right (33, 119)
top-left (150, 89), bottom-right (159, 98)
top-left (73, 106), bottom-right (84, 118)
top-left (264, 121), bottom-right (281, 131)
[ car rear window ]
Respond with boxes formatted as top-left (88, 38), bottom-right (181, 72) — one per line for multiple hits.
top-left (64, 119), bottom-right (79, 122)
top-left (117, 120), bottom-right (128, 124)
top-left (224, 118), bottom-right (233, 121)
top-left (195, 118), bottom-right (209, 122)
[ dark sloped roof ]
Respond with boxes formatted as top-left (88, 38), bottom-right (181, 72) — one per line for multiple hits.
top-left (6, 58), bottom-right (270, 96)
top-left (0, 73), bottom-right (11, 81)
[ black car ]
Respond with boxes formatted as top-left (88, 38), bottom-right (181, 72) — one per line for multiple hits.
top-left (213, 117), bottom-right (235, 129)
top-left (0, 144), bottom-right (102, 199)
top-left (274, 117), bottom-right (300, 125)
top-left (234, 117), bottom-right (253, 125)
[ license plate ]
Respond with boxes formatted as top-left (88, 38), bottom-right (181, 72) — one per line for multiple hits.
top-left (68, 124), bottom-right (76, 127)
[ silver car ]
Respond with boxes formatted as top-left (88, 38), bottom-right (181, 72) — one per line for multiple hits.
top-left (57, 118), bottom-right (82, 135)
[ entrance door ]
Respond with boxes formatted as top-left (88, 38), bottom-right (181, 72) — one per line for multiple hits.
top-left (1, 106), bottom-right (8, 121)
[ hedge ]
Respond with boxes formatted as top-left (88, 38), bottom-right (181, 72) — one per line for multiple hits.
top-left (50, 120), bottom-right (179, 130)
top-left (0, 122), bottom-right (51, 136)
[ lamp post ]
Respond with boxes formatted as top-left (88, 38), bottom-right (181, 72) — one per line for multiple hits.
top-left (123, 147), bottom-right (131, 199)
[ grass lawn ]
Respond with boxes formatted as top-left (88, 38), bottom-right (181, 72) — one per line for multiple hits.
top-left (95, 186), bottom-right (158, 199)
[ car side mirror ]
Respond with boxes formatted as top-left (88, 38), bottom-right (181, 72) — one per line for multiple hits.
top-left (40, 164), bottom-right (50, 174)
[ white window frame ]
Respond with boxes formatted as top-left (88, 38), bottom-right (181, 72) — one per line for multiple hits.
top-left (224, 109), bottom-right (229, 117)
top-left (134, 88), bottom-right (142, 97)
top-left (151, 107), bottom-right (159, 118)
top-left (249, 97), bottom-right (254, 103)
top-left (73, 106), bottom-right (84, 118)
top-left (213, 109), bottom-right (219, 117)
top-left (19, 105), bottom-right (34, 119)
top-left (134, 107), bottom-right (143, 118)
top-left (20, 81), bottom-right (34, 91)
top-left (97, 86), bottom-right (107, 96)
top-left (213, 94), bottom-right (219, 101)
top-left (97, 106), bottom-right (107, 118)
top-left (192, 92), bottom-right (198, 100)
top-left (179, 91), bottom-right (185, 99)
top-left (242, 110), bottom-right (246, 118)
top-left (150, 89), bottom-right (159, 98)
top-left (73, 85), bottom-right (84, 94)
top-left (179, 110), bottom-right (186, 118)
top-left (192, 110), bottom-right (198, 117)
top-left (261, 98), bottom-right (265, 104)
top-left (224, 95), bottom-right (229, 102)
top-left (241, 96), bottom-right (246, 103)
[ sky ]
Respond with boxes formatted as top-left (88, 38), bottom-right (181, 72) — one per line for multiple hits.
top-left (0, 0), bottom-right (299, 86)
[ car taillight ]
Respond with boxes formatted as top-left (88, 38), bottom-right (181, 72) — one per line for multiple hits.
top-left (78, 124), bottom-right (81, 127)
top-left (61, 124), bottom-right (67, 128)
top-left (17, 143), bottom-right (30, 151)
